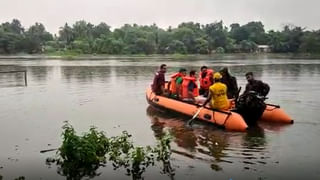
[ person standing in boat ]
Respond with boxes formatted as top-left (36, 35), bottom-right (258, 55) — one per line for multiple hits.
top-left (243, 72), bottom-right (270, 97)
top-left (199, 66), bottom-right (214, 97)
top-left (181, 70), bottom-right (199, 102)
top-left (169, 68), bottom-right (187, 99)
top-left (151, 64), bottom-right (167, 95)
top-left (220, 67), bottom-right (238, 99)
top-left (202, 72), bottom-right (230, 110)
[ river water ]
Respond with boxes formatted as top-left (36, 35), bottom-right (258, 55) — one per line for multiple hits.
top-left (0, 56), bottom-right (319, 179)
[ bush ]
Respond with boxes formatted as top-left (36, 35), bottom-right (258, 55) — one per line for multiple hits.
top-left (215, 47), bottom-right (225, 54)
top-left (47, 122), bottom-right (173, 179)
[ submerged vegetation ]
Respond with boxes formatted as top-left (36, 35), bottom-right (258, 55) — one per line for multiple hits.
top-left (46, 122), bottom-right (173, 180)
top-left (1, 19), bottom-right (320, 55)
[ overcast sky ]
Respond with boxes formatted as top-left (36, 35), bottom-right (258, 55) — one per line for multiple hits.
top-left (0, 0), bottom-right (319, 34)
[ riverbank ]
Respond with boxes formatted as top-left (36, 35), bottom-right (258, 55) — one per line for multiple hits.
top-left (0, 53), bottom-right (320, 60)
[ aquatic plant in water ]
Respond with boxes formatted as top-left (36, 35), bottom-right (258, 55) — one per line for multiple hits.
top-left (46, 122), bottom-right (173, 180)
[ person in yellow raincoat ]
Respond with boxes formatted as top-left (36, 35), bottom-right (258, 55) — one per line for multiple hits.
top-left (202, 72), bottom-right (230, 110)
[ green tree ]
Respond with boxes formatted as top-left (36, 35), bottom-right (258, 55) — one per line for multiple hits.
top-left (178, 22), bottom-right (203, 37)
top-left (230, 23), bottom-right (248, 43)
top-left (0, 30), bottom-right (22, 53)
top-left (268, 25), bottom-right (304, 53)
top-left (224, 37), bottom-right (237, 53)
top-left (72, 20), bottom-right (93, 40)
top-left (194, 38), bottom-right (209, 54)
top-left (299, 30), bottom-right (320, 53)
top-left (215, 47), bottom-right (225, 53)
top-left (157, 29), bottom-right (173, 54)
top-left (204, 21), bottom-right (228, 52)
top-left (172, 26), bottom-right (197, 53)
top-left (240, 40), bottom-right (257, 53)
top-left (92, 22), bottom-right (111, 39)
top-left (1, 19), bottom-right (320, 55)
top-left (108, 38), bottom-right (125, 54)
top-left (243, 21), bottom-right (267, 44)
top-left (268, 30), bottom-right (288, 52)
top-left (113, 24), bottom-right (157, 54)
top-left (0, 19), bottom-right (24, 53)
top-left (282, 25), bottom-right (304, 52)
top-left (230, 21), bottom-right (267, 44)
top-left (92, 35), bottom-right (125, 54)
top-left (23, 23), bottom-right (53, 53)
top-left (168, 40), bottom-right (187, 54)
top-left (71, 40), bottom-right (90, 54)
top-left (1, 19), bottom-right (24, 34)
top-left (134, 37), bottom-right (156, 54)
top-left (59, 23), bottom-right (74, 45)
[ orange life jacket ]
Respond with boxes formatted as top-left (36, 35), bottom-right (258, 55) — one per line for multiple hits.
top-left (199, 69), bottom-right (214, 90)
top-left (181, 76), bottom-right (199, 98)
top-left (169, 72), bottom-right (183, 94)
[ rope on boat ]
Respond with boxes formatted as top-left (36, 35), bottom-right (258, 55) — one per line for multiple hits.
top-left (222, 112), bottom-right (232, 126)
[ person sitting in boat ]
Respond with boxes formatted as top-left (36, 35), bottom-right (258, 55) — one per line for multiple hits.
top-left (199, 66), bottom-right (214, 97)
top-left (220, 67), bottom-right (239, 99)
top-left (202, 72), bottom-right (230, 110)
top-left (168, 68), bottom-right (187, 99)
top-left (181, 70), bottom-right (199, 102)
top-left (151, 64), bottom-right (167, 95)
top-left (243, 72), bottom-right (270, 97)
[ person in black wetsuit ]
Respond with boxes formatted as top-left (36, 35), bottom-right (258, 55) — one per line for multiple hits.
top-left (220, 67), bottom-right (238, 99)
top-left (243, 72), bottom-right (270, 97)
top-left (236, 72), bottom-right (269, 126)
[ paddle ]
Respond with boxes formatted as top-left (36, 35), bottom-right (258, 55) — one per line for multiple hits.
top-left (187, 107), bottom-right (204, 126)
top-left (266, 103), bottom-right (280, 108)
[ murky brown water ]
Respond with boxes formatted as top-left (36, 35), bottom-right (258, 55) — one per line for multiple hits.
top-left (0, 56), bottom-right (319, 179)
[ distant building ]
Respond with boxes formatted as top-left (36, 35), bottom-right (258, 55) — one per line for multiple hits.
top-left (257, 45), bottom-right (271, 53)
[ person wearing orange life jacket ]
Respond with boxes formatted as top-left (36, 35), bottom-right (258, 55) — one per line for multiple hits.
top-left (199, 66), bottom-right (214, 97)
top-left (181, 70), bottom-right (199, 102)
top-left (169, 68), bottom-right (187, 98)
top-left (202, 72), bottom-right (230, 110)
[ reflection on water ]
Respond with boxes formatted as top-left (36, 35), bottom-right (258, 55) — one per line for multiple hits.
top-left (61, 66), bottom-right (112, 84)
top-left (0, 65), bottom-right (27, 88)
top-left (146, 106), bottom-right (270, 172)
top-left (27, 66), bottom-right (51, 82)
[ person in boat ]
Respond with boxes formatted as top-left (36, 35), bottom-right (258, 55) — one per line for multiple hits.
top-left (199, 66), bottom-right (214, 97)
top-left (220, 67), bottom-right (239, 99)
top-left (202, 72), bottom-right (230, 110)
top-left (151, 64), bottom-right (167, 95)
top-left (169, 68), bottom-right (187, 99)
top-left (243, 72), bottom-right (270, 97)
top-left (181, 70), bottom-right (199, 102)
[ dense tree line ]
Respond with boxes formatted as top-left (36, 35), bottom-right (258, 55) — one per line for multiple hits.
top-left (0, 19), bottom-right (320, 55)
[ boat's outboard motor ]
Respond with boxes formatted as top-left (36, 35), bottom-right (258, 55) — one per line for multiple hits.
top-left (235, 91), bottom-right (266, 126)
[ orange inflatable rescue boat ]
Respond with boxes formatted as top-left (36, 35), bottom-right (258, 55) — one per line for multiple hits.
top-left (146, 87), bottom-right (293, 132)
top-left (261, 104), bottom-right (293, 124)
